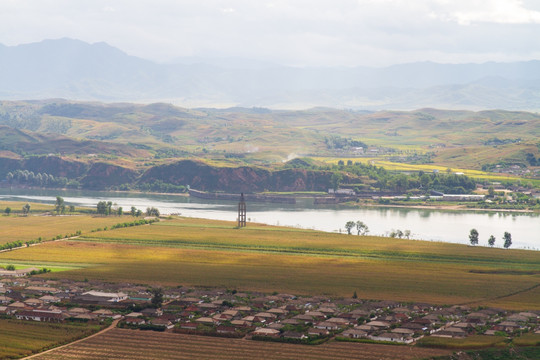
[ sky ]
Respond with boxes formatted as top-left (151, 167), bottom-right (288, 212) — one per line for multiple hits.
top-left (1, 0), bottom-right (539, 67)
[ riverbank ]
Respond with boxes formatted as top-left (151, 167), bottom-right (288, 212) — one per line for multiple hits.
top-left (348, 201), bottom-right (537, 214)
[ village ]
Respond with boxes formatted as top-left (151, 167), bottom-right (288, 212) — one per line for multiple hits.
top-left (1, 268), bottom-right (539, 347)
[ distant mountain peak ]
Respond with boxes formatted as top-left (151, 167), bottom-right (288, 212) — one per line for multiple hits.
top-left (0, 38), bottom-right (538, 110)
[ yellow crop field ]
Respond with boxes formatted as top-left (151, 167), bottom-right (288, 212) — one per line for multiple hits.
top-left (0, 217), bottom-right (538, 309)
top-left (0, 214), bottom-right (137, 245)
top-left (313, 157), bottom-right (518, 181)
top-left (0, 201), bottom-right (55, 212)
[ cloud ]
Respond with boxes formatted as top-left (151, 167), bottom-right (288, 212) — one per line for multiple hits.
top-left (433, 0), bottom-right (540, 25)
top-left (0, 0), bottom-right (538, 66)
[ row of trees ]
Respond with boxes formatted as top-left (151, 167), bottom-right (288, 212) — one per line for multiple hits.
top-left (5, 170), bottom-right (79, 188)
top-left (469, 229), bottom-right (512, 248)
top-left (96, 201), bottom-right (160, 217)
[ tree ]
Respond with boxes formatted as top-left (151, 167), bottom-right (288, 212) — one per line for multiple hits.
top-left (330, 172), bottom-right (343, 192)
top-left (146, 207), bottom-right (160, 217)
top-left (69, 205), bottom-right (75, 213)
top-left (469, 228), bottom-right (479, 246)
top-left (136, 209), bottom-right (142, 217)
top-left (404, 230), bottom-right (411, 239)
top-left (355, 221), bottom-right (369, 236)
top-left (503, 232), bottom-right (512, 249)
top-left (396, 229), bottom-right (404, 239)
top-left (488, 186), bottom-right (495, 197)
top-left (22, 203), bottom-right (30, 216)
top-left (488, 235), bottom-right (495, 247)
top-left (130, 206), bottom-right (137, 217)
top-left (55, 196), bottom-right (65, 215)
top-left (117, 207), bottom-right (123, 216)
top-left (97, 201), bottom-right (108, 215)
top-left (151, 288), bottom-right (163, 307)
top-left (352, 291), bottom-right (358, 299)
top-left (4, 207), bottom-right (11, 216)
top-left (6, 264), bottom-right (15, 271)
top-left (345, 221), bottom-right (355, 235)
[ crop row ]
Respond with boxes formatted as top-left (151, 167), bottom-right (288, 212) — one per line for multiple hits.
top-left (35, 329), bottom-right (450, 360)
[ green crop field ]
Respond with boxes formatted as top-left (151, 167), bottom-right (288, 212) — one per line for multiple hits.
top-left (0, 217), bottom-right (538, 309)
top-left (0, 319), bottom-right (101, 359)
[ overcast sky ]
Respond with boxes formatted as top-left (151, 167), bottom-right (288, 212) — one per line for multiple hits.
top-left (1, 0), bottom-right (539, 67)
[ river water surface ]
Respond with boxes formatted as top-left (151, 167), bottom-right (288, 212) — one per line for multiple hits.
top-left (1, 189), bottom-right (538, 250)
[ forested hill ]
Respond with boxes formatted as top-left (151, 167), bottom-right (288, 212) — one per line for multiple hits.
top-left (0, 156), bottom-right (477, 195)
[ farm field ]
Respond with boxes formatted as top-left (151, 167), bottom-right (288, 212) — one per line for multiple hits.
top-left (0, 212), bottom-right (136, 245)
top-left (0, 319), bottom-right (101, 359)
top-left (313, 157), bottom-right (524, 182)
top-left (0, 217), bottom-right (538, 309)
top-left (31, 328), bottom-right (452, 360)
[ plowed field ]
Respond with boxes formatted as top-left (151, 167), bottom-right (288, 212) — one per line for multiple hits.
top-left (31, 328), bottom-right (451, 360)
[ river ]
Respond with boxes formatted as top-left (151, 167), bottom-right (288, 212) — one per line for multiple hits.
top-left (1, 189), bottom-right (538, 250)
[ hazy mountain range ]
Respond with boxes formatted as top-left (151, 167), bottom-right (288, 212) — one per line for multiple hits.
top-left (1, 38), bottom-right (539, 110)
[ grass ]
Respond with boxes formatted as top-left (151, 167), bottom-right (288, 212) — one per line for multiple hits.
top-left (0, 319), bottom-right (102, 359)
top-left (512, 333), bottom-right (540, 346)
top-left (0, 217), bottom-right (538, 309)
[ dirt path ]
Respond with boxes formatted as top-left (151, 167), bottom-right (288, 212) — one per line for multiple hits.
top-left (460, 282), bottom-right (540, 307)
top-left (22, 319), bottom-right (121, 360)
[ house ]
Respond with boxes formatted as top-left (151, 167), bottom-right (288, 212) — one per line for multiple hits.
top-left (92, 309), bottom-right (114, 318)
top-left (432, 327), bottom-right (467, 338)
top-left (282, 331), bottom-right (307, 340)
top-left (365, 320), bottom-right (391, 329)
top-left (254, 312), bottom-right (277, 320)
top-left (370, 332), bottom-right (414, 344)
top-left (125, 317), bottom-right (145, 325)
top-left (325, 317), bottom-right (350, 326)
top-left (151, 318), bottom-right (174, 329)
top-left (341, 329), bottom-right (367, 338)
top-left (252, 328), bottom-right (280, 337)
top-left (24, 298), bottom-right (44, 307)
top-left (15, 309), bottom-right (66, 322)
top-left (391, 328), bottom-right (415, 336)
top-left (141, 308), bottom-right (163, 317)
top-left (0, 267), bottom-right (39, 277)
top-left (216, 326), bottom-right (237, 335)
top-left (81, 291), bottom-right (127, 302)
top-left (313, 321), bottom-right (340, 330)
top-left (179, 322), bottom-right (198, 330)
top-left (39, 295), bottom-right (60, 303)
top-left (0, 295), bottom-right (12, 304)
top-left (222, 309), bottom-right (240, 317)
top-left (308, 328), bottom-right (329, 337)
top-left (195, 317), bottom-right (217, 325)
top-left (230, 320), bottom-right (251, 327)
top-left (267, 323), bottom-right (284, 330)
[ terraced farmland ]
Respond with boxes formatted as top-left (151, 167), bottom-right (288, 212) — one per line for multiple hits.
top-left (31, 328), bottom-right (452, 360)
